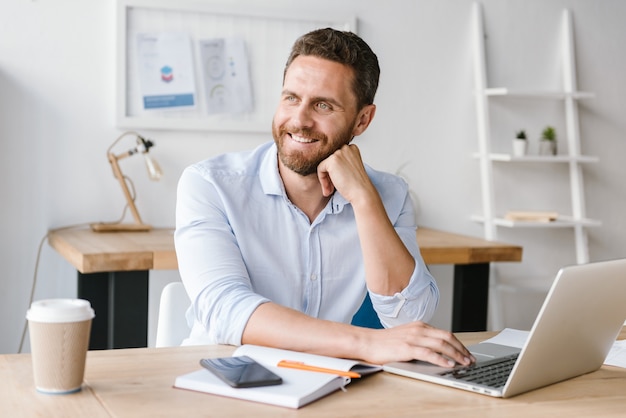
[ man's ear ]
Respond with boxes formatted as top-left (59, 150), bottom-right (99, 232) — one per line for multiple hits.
top-left (352, 104), bottom-right (376, 137)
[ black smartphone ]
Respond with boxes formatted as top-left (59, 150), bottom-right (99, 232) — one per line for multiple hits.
top-left (200, 356), bottom-right (283, 388)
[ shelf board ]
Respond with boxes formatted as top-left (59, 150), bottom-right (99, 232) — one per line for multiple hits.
top-left (471, 215), bottom-right (601, 228)
top-left (484, 88), bottom-right (594, 100)
top-left (472, 153), bottom-right (599, 163)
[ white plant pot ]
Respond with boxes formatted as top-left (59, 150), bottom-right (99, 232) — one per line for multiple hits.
top-left (512, 139), bottom-right (528, 157)
top-left (539, 139), bottom-right (557, 155)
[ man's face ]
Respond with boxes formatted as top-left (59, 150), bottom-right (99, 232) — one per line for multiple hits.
top-left (272, 55), bottom-right (361, 176)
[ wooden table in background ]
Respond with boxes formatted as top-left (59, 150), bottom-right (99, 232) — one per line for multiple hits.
top-left (48, 228), bottom-right (176, 349)
top-left (48, 227), bottom-right (522, 349)
top-left (2, 329), bottom-right (624, 417)
top-left (416, 227), bottom-right (522, 332)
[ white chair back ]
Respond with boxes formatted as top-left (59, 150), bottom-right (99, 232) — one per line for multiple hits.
top-left (155, 282), bottom-right (191, 347)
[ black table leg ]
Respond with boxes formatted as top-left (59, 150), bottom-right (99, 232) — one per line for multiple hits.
top-left (77, 270), bottom-right (149, 349)
top-left (451, 263), bottom-right (489, 332)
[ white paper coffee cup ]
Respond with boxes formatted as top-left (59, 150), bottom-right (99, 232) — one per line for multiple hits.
top-left (26, 299), bottom-right (95, 394)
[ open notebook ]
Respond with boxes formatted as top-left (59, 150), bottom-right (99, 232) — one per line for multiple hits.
top-left (175, 344), bottom-right (381, 409)
top-left (384, 258), bottom-right (626, 398)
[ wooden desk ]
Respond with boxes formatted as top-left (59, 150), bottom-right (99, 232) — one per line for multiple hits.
top-left (48, 227), bottom-right (521, 349)
top-left (48, 228), bottom-right (177, 350)
top-left (417, 227), bottom-right (522, 333)
top-left (48, 229), bottom-right (178, 349)
top-left (2, 329), bottom-right (624, 417)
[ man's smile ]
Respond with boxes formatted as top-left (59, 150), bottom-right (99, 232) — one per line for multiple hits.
top-left (290, 133), bottom-right (317, 144)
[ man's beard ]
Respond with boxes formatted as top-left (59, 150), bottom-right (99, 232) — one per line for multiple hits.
top-left (272, 121), bottom-right (355, 177)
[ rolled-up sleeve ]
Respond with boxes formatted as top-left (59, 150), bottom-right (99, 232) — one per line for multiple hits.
top-left (175, 166), bottom-right (269, 345)
top-left (366, 179), bottom-right (440, 328)
top-left (369, 258), bottom-right (439, 328)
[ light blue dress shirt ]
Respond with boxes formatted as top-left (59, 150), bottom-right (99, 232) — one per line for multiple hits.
top-left (175, 142), bottom-right (439, 346)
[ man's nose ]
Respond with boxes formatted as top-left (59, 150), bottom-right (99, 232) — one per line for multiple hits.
top-left (292, 103), bottom-right (314, 128)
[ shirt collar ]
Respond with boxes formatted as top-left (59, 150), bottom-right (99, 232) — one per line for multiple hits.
top-left (259, 143), bottom-right (284, 196)
top-left (258, 142), bottom-right (351, 214)
top-left (328, 191), bottom-right (349, 214)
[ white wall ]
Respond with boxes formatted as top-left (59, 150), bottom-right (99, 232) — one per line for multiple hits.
top-left (1, 0), bottom-right (625, 353)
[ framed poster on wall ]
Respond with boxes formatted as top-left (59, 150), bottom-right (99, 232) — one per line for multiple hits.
top-left (116, 0), bottom-right (357, 133)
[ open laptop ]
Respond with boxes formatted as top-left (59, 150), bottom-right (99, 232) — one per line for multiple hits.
top-left (383, 258), bottom-right (626, 398)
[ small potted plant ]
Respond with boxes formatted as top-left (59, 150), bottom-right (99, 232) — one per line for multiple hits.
top-left (539, 126), bottom-right (557, 155)
top-left (512, 130), bottom-right (528, 157)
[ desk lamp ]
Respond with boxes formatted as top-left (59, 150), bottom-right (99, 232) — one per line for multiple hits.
top-left (91, 131), bottom-right (162, 232)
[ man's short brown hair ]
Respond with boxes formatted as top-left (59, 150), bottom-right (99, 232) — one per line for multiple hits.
top-left (284, 28), bottom-right (380, 110)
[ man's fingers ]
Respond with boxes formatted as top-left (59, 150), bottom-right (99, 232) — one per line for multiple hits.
top-left (317, 164), bottom-right (335, 196)
top-left (396, 323), bottom-right (475, 366)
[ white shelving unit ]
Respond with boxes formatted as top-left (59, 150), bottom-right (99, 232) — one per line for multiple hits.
top-left (471, 3), bottom-right (600, 328)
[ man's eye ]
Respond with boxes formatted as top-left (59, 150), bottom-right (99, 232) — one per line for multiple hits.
top-left (282, 97), bottom-right (299, 107)
top-left (316, 102), bottom-right (332, 112)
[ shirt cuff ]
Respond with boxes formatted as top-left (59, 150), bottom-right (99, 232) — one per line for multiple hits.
top-left (368, 264), bottom-right (439, 328)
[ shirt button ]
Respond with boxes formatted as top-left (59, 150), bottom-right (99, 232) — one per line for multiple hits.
top-left (310, 274), bottom-right (317, 281)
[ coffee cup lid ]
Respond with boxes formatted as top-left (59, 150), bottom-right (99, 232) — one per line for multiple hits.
top-left (26, 299), bottom-right (95, 323)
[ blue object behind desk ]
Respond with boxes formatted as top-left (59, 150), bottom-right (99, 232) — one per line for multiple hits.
top-left (351, 293), bottom-right (383, 329)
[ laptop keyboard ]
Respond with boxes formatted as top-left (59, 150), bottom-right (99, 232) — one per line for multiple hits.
top-left (439, 354), bottom-right (519, 389)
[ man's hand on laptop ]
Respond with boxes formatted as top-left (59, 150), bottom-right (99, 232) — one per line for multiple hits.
top-left (359, 321), bottom-right (476, 367)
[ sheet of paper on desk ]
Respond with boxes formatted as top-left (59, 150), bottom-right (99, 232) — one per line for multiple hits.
top-left (481, 328), bottom-right (626, 369)
top-left (481, 328), bottom-right (529, 349)
top-left (604, 340), bottom-right (626, 368)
